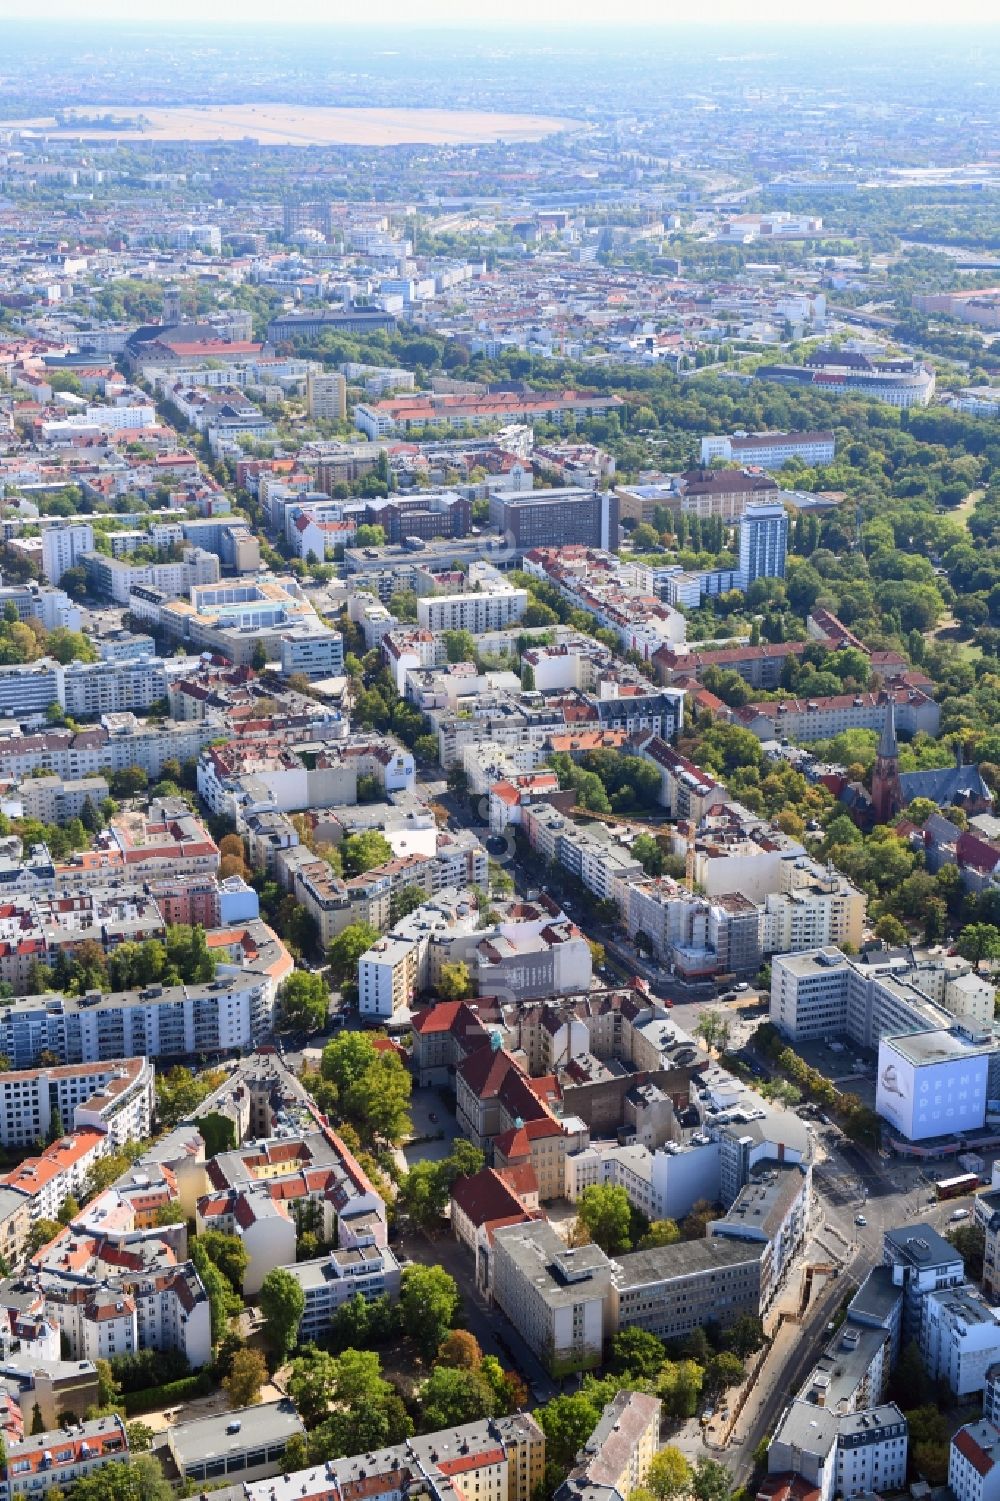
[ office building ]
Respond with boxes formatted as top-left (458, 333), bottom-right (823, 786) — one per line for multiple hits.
top-left (699, 431), bottom-right (836, 470)
top-left (492, 488), bottom-right (620, 553)
top-left (609, 1237), bottom-right (766, 1340)
top-left (491, 1220), bottom-right (611, 1377)
top-left (876, 1028), bottom-right (991, 1143)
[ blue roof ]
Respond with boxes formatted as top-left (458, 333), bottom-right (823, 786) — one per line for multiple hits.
top-left (899, 766), bottom-right (991, 806)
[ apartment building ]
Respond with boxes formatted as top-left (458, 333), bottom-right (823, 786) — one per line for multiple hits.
top-left (922, 1286), bottom-right (1000, 1397)
top-left (883, 1223), bottom-right (965, 1342)
top-left (2, 1129), bottom-right (108, 1223)
top-left (196, 1183), bottom-right (296, 1294)
top-left (0, 1058), bottom-right (153, 1152)
top-left (759, 867), bottom-right (865, 955)
top-left (0, 1414), bottom-right (128, 1501)
top-left (738, 502), bottom-right (789, 586)
top-left (354, 390), bottom-right (623, 440)
top-left (40, 523), bottom-right (94, 586)
top-left (0, 656), bottom-right (175, 723)
top-left (306, 370), bottom-right (347, 422)
top-left (735, 687), bottom-right (940, 743)
top-left (0, 974), bottom-right (274, 1068)
top-left (243, 1415), bottom-right (545, 1501)
top-left (198, 1126), bottom-right (388, 1276)
top-left (359, 934), bottom-right (420, 1018)
top-left (18, 776), bottom-right (109, 825)
top-left (623, 880), bottom-right (756, 977)
top-left (417, 579), bottom-right (528, 634)
top-left (35, 1236), bottom-right (213, 1370)
top-left (976, 1192), bottom-right (1000, 1300)
top-left (0, 717), bottom-right (219, 785)
top-left (520, 805), bottom-right (644, 906)
top-left (357, 890), bottom-right (483, 1019)
top-left (285, 1244), bottom-right (401, 1344)
top-left (108, 806), bottom-right (220, 882)
top-left (653, 639), bottom-right (811, 691)
top-left (0, 1189), bottom-right (32, 1272)
top-left (951, 1421), bottom-right (1000, 1501)
top-left (767, 1403), bottom-right (908, 1501)
top-left (554, 1393), bottom-right (661, 1501)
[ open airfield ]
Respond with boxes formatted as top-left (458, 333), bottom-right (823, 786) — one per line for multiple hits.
top-left (1, 102), bottom-right (580, 145)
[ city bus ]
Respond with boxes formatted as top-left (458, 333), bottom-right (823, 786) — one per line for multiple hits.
top-left (935, 1172), bottom-right (979, 1201)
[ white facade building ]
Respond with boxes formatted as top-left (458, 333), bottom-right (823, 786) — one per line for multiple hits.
top-left (923, 1287), bottom-right (1000, 1397)
top-left (951, 1420), bottom-right (1000, 1501)
top-left (41, 523), bottom-right (94, 585)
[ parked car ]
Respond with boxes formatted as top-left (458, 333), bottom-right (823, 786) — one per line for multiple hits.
top-left (950, 1208), bottom-right (971, 1222)
top-left (855, 1214), bottom-right (867, 1226)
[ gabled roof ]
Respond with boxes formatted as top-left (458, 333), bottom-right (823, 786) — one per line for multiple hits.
top-left (451, 1168), bottom-right (525, 1228)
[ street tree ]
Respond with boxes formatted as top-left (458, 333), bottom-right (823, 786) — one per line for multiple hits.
top-left (278, 971), bottom-right (329, 1033)
top-left (646, 1448), bottom-right (691, 1501)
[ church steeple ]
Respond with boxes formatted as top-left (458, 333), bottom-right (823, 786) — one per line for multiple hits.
top-left (876, 696), bottom-right (898, 760)
top-left (871, 697), bottom-right (902, 824)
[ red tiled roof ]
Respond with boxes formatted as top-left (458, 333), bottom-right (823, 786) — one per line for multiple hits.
top-left (451, 1168), bottom-right (525, 1228)
top-left (955, 1428), bottom-right (996, 1479)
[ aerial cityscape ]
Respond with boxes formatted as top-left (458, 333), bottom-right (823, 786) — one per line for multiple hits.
top-left (1, 17), bottom-right (1000, 1501)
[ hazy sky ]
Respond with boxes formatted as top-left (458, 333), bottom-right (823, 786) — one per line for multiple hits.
top-left (0, 0), bottom-right (995, 23)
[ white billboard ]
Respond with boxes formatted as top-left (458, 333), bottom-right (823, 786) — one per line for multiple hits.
top-left (877, 1036), bottom-right (988, 1142)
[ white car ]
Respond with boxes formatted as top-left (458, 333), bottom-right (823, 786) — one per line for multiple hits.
top-left (855, 1214), bottom-right (867, 1227)
top-left (950, 1208), bottom-right (971, 1222)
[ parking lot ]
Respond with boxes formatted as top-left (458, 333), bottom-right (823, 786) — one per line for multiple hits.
top-left (795, 1037), bottom-right (879, 1109)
